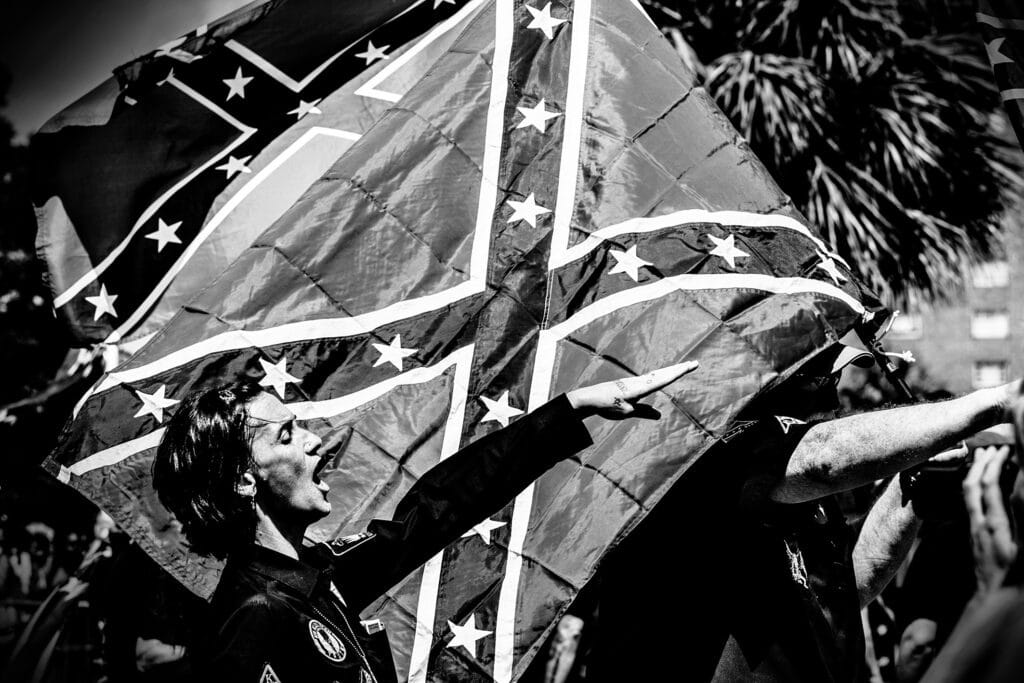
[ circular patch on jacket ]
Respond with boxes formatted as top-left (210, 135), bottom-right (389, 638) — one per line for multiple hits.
top-left (308, 619), bottom-right (347, 662)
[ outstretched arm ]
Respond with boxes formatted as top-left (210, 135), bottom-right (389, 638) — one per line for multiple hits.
top-left (770, 381), bottom-right (1020, 504)
top-left (338, 362), bottom-right (699, 610)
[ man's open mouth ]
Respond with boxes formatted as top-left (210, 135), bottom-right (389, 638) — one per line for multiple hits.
top-left (313, 457), bottom-right (331, 493)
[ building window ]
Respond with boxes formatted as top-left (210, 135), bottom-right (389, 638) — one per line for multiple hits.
top-left (973, 361), bottom-right (1009, 389)
top-left (972, 261), bottom-right (1009, 288)
top-left (889, 313), bottom-right (923, 339)
top-left (971, 310), bottom-right (1010, 340)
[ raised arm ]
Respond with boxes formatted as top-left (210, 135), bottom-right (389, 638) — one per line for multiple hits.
top-left (852, 476), bottom-right (922, 607)
top-left (770, 381), bottom-right (1020, 504)
top-left (339, 362), bottom-right (698, 610)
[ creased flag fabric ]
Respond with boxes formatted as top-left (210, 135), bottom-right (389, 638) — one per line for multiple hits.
top-left (979, 0), bottom-right (1024, 145)
top-left (31, 0), bottom-right (484, 345)
top-left (45, 1), bottom-right (884, 681)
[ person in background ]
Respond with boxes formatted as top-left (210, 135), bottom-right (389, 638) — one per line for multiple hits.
top-left (1, 514), bottom-right (124, 683)
top-left (920, 435), bottom-right (1024, 683)
top-left (0, 522), bottom-right (17, 659)
top-left (889, 428), bottom-right (1016, 682)
top-left (584, 349), bottom-right (1023, 682)
top-left (48, 531), bottom-right (86, 589)
top-left (23, 522), bottom-right (55, 599)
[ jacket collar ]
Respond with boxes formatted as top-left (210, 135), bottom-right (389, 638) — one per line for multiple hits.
top-left (229, 543), bottom-right (329, 598)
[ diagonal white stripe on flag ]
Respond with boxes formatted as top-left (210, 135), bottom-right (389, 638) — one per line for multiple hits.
top-left (406, 346), bottom-right (475, 682)
top-left (53, 73), bottom-right (256, 308)
top-left (106, 127), bottom-right (362, 344)
top-left (557, 208), bottom-right (851, 270)
top-left (497, 1), bottom-right (592, 679)
top-left (356, 0), bottom-right (487, 103)
top-left (70, 347), bottom-right (474, 476)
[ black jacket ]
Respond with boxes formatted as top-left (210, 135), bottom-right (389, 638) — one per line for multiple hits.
top-left (201, 394), bottom-right (592, 682)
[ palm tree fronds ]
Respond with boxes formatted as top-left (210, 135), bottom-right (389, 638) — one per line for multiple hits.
top-left (706, 51), bottom-right (827, 168)
top-left (649, 0), bottom-right (1023, 304)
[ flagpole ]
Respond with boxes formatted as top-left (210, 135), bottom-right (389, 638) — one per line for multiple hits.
top-left (857, 319), bottom-right (915, 403)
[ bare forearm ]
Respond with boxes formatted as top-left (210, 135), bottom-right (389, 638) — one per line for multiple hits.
top-left (853, 477), bottom-right (921, 607)
top-left (772, 383), bottom-right (1016, 503)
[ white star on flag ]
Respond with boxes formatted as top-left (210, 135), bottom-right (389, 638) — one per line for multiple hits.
top-left (287, 99), bottom-right (322, 119)
top-left (223, 67), bottom-right (254, 100)
top-left (446, 614), bottom-right (492, 658)
top-left (516, 99), bottom-right (561, 133)
top-left (134, 385), bottom-right (180, 423)
top-left (356, 41), bottom-right (390, 65)
top-left (480, 391), bottom-right (524, 427)
top-left (461, 518), bottom-right (507, 545)
top-left (707, 233), bottom-right (749, 269)
top-left (608, 245), bottom-right (652, 282)
top-left (988, 38), bottom-right (1015, 66)
top-left (433, 0), bottom-right (455, 7)
top-left (216, 155), bottom-right (253, 179)
top-left (258, 357), bottom-right (300, 399)
top-left (144, 218), bottom-right (183, 252)
top-left (84, 284), bottom-right (118, 320)
top-left (372, 335), bottom-right (418, 371)
top-left (526, 2), bottom-right (566, 40)
top-left (816, 255), bottom-right (848, 285)
top-left (507, 193), bottom-right (551, 227)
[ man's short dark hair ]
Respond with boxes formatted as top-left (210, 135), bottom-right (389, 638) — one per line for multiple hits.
top-left (152, 381), bottom-right (264, 559)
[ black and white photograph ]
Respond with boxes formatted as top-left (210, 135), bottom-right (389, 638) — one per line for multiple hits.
top-left (2, 1), bottom-right (1024, 681)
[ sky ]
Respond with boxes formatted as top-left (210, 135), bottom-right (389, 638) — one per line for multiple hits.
top-left (0, 0), bottom-right (253, 140)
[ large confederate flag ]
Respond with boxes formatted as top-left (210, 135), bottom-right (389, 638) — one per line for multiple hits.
top-left (32, 0), bottom-right (479, 345)
top-left (41, 0), bottom-right (884, 681)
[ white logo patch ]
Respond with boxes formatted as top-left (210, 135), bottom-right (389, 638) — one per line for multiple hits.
top-left (308, 619), bottom-right (347, 662)
top-left (260, 663), bottom-right (281, 683)
top-left (775, 415), bottom-right (807, 434)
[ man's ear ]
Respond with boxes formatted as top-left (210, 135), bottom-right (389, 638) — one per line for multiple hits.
top-left (236, 472), bottom-right (257, 499)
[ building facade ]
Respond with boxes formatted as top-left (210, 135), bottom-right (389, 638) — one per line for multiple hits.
top-left (885, 215), bottom-right (1024, 394)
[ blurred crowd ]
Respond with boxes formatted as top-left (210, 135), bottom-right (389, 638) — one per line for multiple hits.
top-left (0, 515), bottom-right (106, 653)
top-left (0, 511), bottom-right (206, 683)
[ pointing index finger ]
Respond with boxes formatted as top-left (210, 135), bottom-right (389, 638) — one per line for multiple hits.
top-left (624, 361), bottom-right (699, 400)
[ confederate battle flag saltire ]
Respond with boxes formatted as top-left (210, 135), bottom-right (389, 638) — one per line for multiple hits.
top-left (979, 1), bottom-right (1024, 146)
top-left (31, 0), bottom-right (481, 346)
top-left (43, 1), bottom-right (884, 681)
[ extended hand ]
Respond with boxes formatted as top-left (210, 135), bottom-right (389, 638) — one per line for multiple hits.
top-left (996, 379), bottom-right (1024, 424)
top-left (963, 445), bottom-right (1018, 596)
top-left (566, 361), bottom-right (699, 420)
